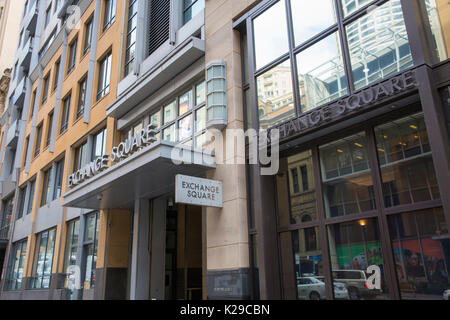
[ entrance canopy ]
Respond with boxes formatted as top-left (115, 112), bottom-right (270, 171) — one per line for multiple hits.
top-left (62, 142), bottom-right (215, 210)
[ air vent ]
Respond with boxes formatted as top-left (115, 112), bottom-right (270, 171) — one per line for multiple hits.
top-left (148, 0), bottom-right (170, 56)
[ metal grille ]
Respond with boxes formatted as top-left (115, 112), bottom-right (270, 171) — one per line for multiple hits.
top-left (148, 0), bottom-right (170, 56)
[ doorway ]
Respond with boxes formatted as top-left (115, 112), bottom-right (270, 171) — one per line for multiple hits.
top-left (163, 204), bottom-right (203, 300)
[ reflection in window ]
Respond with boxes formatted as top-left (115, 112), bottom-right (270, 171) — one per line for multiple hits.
top-left (253, 0), bottom-right (289, 70)
top-left (178, 114), bottom-right (192, 141)
top-left (320, 132), bottom-right (375, 218)
top-left (84, 212), bottom-right (100, 289)
top-left (163, 124), bottom-right (176, 142)
top-left (277, 150), bottom-right (317, 226)
top-left (328, 218), bottom-right (389, 299)
top-left (164, 101), bottom-right (176, 124)
top-left (296, 32), bottom-right (347, 112)
top-left (183, 0), bottom-right (204, 25)
top-left (388, 208), bottom-right (449, 300)
top-left (374, 113), bottom-right (440, 208)
top-left (5, 239), bottom-right (27, 291)
top-left (280, 229), bottom-right (327, 300)
top-left (31, 228), bottom-right (56, 289)
top-left (346, 0), bottom-right (412, 90)
top-left (291, 0), bottom-right (337, 46)
top-left (257, 60), bottom-right (295, 129)
top-left (64, 219), bottom-right (80, 291)
top-left (92, 128), bottom-right (107, 161)
top-left (179, 90), bottom-right (192, 116)
top-left (421, 0), bottom-right (449, 64)
top-left (341, 0), bottom-right (374, 17)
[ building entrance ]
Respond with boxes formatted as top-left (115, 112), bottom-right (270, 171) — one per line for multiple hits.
top-left (163, 204), bottom-right (203, 300)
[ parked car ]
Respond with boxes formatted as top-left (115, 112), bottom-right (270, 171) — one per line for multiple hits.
top-left (332, 270), bottom-right (382, 300)
top-left (297, 277), bottom-right (349, 300)
top-left (443, 289), bottom-right (450, 300)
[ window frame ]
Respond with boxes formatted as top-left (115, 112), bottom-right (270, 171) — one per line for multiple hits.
top-left (97, 51), bottom-right (112, 101)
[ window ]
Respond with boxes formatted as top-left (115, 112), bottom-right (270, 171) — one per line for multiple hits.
top-left (67, 38), bottom-right (78, 73)
top-left (257, 60), bottom-right (295, 129)
top-left (73, 141), bottom-right (88, 172)
top-left (388, 208), bottom-right (449, 300)
top-left (17, 187), bottom-right (26, 220)
top-left (41, 74), bottom-right (50, 104)
top-left (83, 18), bottom-right (93, 54)
top-left (277, 150), bottom-right (318, 226)
top-left (300, 165), bottom-right (309, 191)
top-left (253, 0), bottom-right (289, 70)
top-left (374, 113), bottom-right (440, 208)
top-left (23, 136), bottom-right (29, 166)
top-left (91, 128), bottom-right (107, 161)
top-left (60, 94), bottom-right (71, 133)
top-left (183, 0), bottom-right (205, 25)
top-left (26, 179), bottom-right (35, 215)
top-left (63, 218), bottom-right (80, 288)
top-left (291, 168), bottom-right (300, 194)
top-left (31, 228), bottom-right (56, 289)
top-left (53, 158), bottom-right (64, 200)
top-left (124, 0), bottom-right (137, 77)
top-left (319, 132), bottom-right (375, 218)
top-left (45, 112), bottom-right (53, 147)
top-left (83, 212), bottom-right (100, 289)
top-left (420, 0), bottom-right (449, 64)
top-left (97, 52), bottom-right (112, 100)
top-left (30, 90), bottom-right (36, 119)
top-left (103, 0), bottom-right (116, 31)
top-left (40, 168), bottom-right (51, 206)
top-left (34, 123), bottom-right (43, 157)
top-left (346, 0), bottom-right (412, 90)
top-left (328, 218), bottom-right (389, 299)
top-left (1, 197), bottom-right (13, 238)
top-left (53, 59), bottom-right (60, 90)
top-left (5, 239), bottom-right (27, 291)
top-left (76, 76), bottom-right (87, 119)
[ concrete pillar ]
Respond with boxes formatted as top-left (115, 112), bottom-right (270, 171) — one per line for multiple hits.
top-left (149, 197), bottom-right (167, 300)
top-left (129, 198), bottom-right (150, 300)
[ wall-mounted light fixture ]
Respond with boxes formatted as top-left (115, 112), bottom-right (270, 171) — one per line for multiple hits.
top-left (206, 61), bottom-right (227, 130)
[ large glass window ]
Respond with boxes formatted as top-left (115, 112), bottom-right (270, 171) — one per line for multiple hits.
top-left (280, 228), bottom-right (328, 300)
top-left (253, 0), bottom-right (289, 70)
top-left (83, 212), bottom-right (100, 289)
top-left (290, 0), bottom-right (337, 46)
top-left (31, 228), bottom-right (56, 289)
top-left (389, 208), bottom-right (449, 300)
top-left (320, 132), bottom-right (375, 218)
top-left (5, 239), bottom-right (27, 291)
top-left (346, 0), bottom-right (412, 90)
top-left (124, 0), bottom-right (137, 77)
top-left (277, 150), bottom-right (318, 226)
top-left (296, 32), bottom-right (347, 112)
top-left (341, 0), bottom-right (374, 17)
top-left (64, 219), bottom-right (80, 288)
top-left (374, 112), bottom-right (440, 208)
top-left (257, 59), bottom-right (295, 129)
top-left (328, 218), bottom-right (389, 299)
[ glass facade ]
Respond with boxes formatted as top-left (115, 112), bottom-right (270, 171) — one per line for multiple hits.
top-left (31, 228), bottom-right (56, 289)
top-left (5, 239), bottom-right (27, 291)
top-left (83, 212), bottom-right (100, 289)
top-left (276, 106), bottom-right (448, 300)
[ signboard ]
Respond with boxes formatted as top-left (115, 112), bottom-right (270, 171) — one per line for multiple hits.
top-left (175, 174), bottom-right (222, 208)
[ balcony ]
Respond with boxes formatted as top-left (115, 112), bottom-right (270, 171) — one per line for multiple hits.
top-left (6, 119), bottom-right (19, 148)
top-left (12, 76), bottom-right (26, 108)
top-left (24, 0), bottom-right (38, 36)
top-left (18, 37), bottom-right (33, 72)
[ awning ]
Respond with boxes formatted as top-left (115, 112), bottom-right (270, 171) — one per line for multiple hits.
top-left (62, 142), bottom-right (215, 210)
